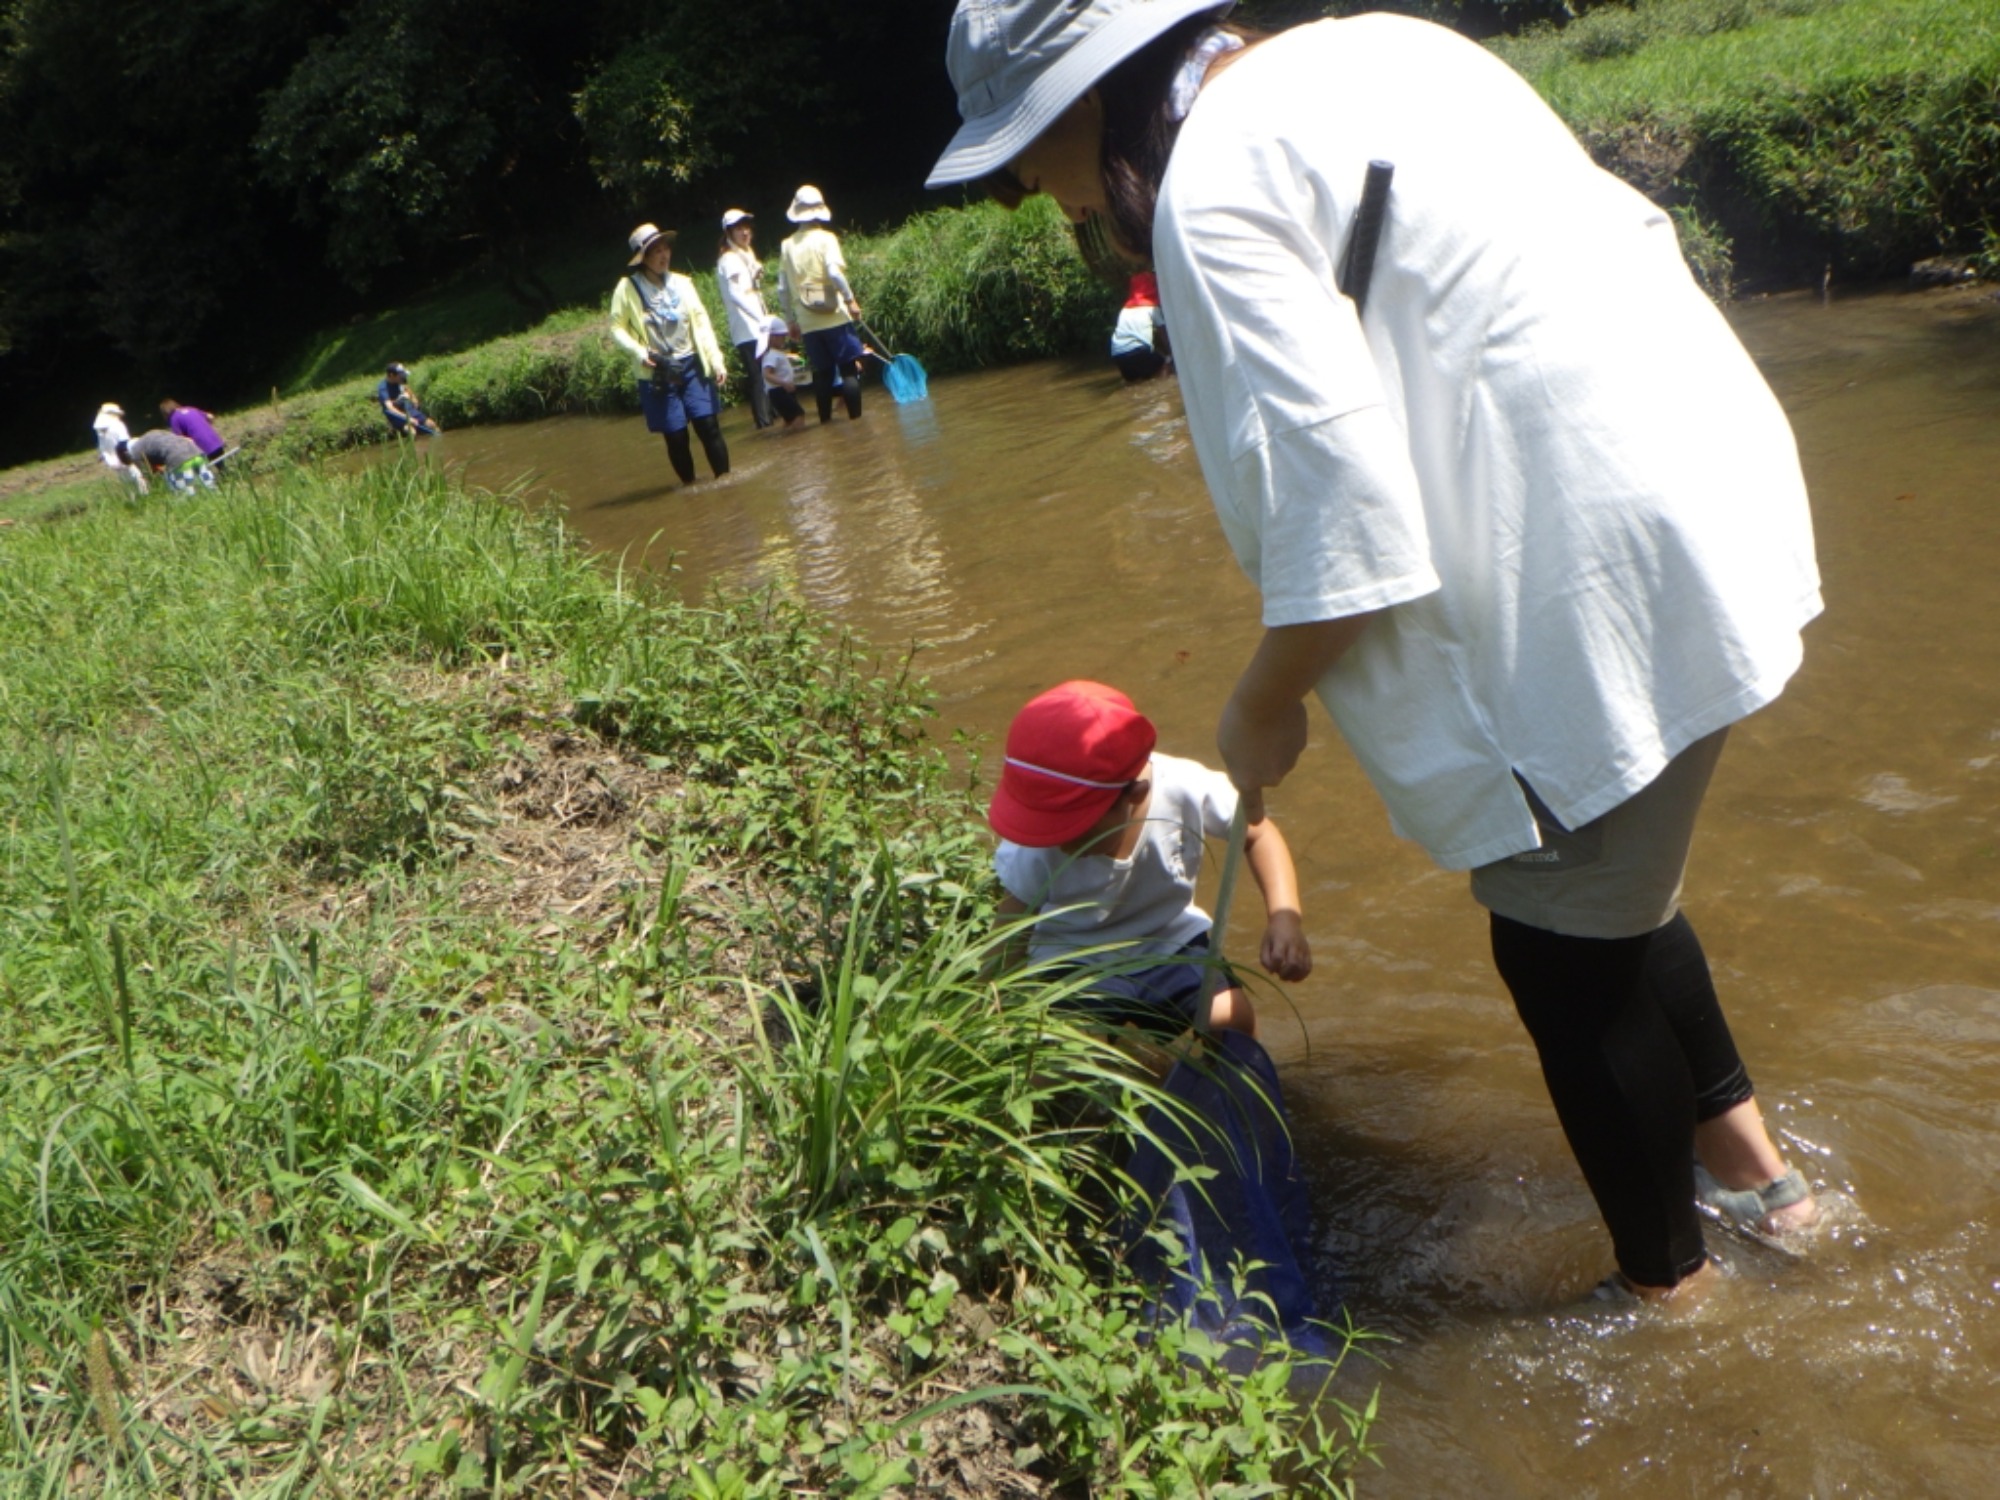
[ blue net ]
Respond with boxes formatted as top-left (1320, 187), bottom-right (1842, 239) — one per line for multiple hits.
top-left (880, 353), bottom-right (929, 404)
top-left (1123, 1029), bottom-right (1339, 1369)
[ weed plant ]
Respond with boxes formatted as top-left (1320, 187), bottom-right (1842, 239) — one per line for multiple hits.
top-left (1493, 0), bottom-right (2000, 282)
top-left (0, 460), bottom-right (1378, 1495)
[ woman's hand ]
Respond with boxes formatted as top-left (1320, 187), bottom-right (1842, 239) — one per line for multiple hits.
top-left (1260, 910), bottom-right (1312, 982)
top-left (1217, 614), bottom-right (1377, 820)
top-left (1217, 694), bottom-right (1309, 823)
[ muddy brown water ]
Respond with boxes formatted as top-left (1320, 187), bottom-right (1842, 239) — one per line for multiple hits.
top-left (413, 288), bottom-right (2000, 1494)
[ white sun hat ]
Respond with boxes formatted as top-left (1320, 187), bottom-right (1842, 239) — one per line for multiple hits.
top-left (926, 0), bottom-right (1234, 189)
top-left (721, 207), bottom-right (754, 230)
top-left (786, 185), bottom-right (831, 223)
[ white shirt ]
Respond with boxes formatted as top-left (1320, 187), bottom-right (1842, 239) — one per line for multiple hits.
top-left (994, 753), bottom-right (1238, 965)
top-left (717, 247), bottom-right (771, 346)
top-left (1155, 15), bottom-right (1822, 870)
top-left (1110, 302), bottom-right (1163, 358)
top-left (760, 346), bottom-right (798, 390)
top-left (92, 410), bottom-right (130, 465)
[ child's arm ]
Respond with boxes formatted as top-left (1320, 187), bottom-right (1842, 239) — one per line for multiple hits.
top-left (1242, 815), bottom-right (1312, 981)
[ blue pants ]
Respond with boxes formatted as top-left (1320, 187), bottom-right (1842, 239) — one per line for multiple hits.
top-left (1058, 934), bottom-right (1234, 1036)
top-left (638, 358), bottom-right (720, 434)
top-left (801, 323), bottom-right (865, 376)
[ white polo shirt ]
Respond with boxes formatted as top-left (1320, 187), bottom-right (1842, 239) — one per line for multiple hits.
top-left (1154, 14), bottom-right (1822, 870)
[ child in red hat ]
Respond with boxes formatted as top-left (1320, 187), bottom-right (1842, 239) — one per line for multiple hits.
top-left (989, 680), bottom-right (1311, 1037)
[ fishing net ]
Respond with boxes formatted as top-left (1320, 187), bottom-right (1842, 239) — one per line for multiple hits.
top-left (1123, 1028), bottom-right (1339, 1370)
top-left (879, 352), bottom-right (929, 404)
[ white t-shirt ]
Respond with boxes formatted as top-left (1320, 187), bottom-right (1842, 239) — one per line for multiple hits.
top-left (717, 247), bottom-right (771, 346)
top-left (760, 346), bottom-right (797, 390)
top-left (994, 753), bottom-right (1237, 965)
top-left (1110, 303), bottom-right (1163, 357)
top-left (1155, 15), bottom-right (1822, 870)
top-left (92, 411), bottom-right (130, 465)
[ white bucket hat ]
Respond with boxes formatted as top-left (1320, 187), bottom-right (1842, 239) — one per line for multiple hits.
top-left (626, 222), bottom-right (677, 265)
top-left (98, 401), bottom-right (125, 417)
top-left (786, 185), bottom-right (831, 223)
top-left (721, 207), bottom-right (754, 230)
top-left (927, 0), bottom-right (1234, 189)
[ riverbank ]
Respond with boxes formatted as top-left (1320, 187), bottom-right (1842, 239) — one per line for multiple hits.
top-left (0, 459), bottom-right (1375, 1496)
top-left (1495, 0), bottom-right (2000, 295)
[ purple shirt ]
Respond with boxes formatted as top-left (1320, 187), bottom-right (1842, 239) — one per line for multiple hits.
top-left (168, 406), bottom-right (223, 455)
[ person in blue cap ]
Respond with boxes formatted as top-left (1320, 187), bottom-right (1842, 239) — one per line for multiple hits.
top-left (376, 363), bottom-right (439, 438)
top-left (928, 0), bottom-right (1825, 1303)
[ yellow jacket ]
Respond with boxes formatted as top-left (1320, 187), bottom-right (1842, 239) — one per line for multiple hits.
top-left (608, 270), bottom-right (728, 383)
top-left (778, 227), bottom-right (858, 334)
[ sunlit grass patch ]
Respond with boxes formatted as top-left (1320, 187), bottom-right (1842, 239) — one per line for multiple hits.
top-left (1493, 0), bottom-right (2000, 281)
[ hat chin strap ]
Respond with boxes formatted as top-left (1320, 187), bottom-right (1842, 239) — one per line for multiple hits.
top-left (1004, 756), bottom-right (1133, 790)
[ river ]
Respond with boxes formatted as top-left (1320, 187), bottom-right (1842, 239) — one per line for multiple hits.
top-left (419, 285), bottom-right (2000, 1495)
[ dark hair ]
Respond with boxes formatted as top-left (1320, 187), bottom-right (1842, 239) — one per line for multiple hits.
top-left (1095, 8), bottom-right (1249, 267)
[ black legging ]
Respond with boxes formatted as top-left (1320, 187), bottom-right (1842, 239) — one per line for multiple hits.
top-left (1490, 910), bottom-right (1754, 1287)
top-left (813, 361), bottom-right (865, 424)
top-left (734, 340), bottom-right (774, 428)
top-left (663, 415), bottom-right (729, 485)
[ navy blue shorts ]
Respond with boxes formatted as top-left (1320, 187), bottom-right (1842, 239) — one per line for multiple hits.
top-left (802, 323), bottom-right (865, 375)
top-left (1057, 933), bottom-right (1235, 1035)
top-left (638, 358), bottom-right (720, 433)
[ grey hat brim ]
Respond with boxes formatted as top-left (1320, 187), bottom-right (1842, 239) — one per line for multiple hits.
top-left (926, 0), bottom-right (1231, 189)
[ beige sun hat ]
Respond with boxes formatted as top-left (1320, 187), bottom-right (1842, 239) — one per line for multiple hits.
top-left (626, 223), bottom-right (678, 265)
top-left (99, 401), bottom-right (125, 417)
top-left (786, 185), bottom-right (831, 223)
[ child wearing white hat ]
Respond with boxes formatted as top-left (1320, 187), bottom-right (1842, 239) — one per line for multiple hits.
top-left (757, 316), bottom-right (807, 429)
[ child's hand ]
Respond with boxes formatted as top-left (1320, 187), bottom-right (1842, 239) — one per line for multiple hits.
top-left (1260, 911), bottom-right (1312, 982)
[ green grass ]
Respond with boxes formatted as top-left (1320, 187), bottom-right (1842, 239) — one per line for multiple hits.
top-left (1493, 0), bottom-right (2000, 281)
top-left (0, 461), bottom-right (1378, 1495)
top-left (276, 242), bottom-right (617, 396)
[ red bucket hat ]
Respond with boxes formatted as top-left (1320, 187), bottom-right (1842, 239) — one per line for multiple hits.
top-left (988, 681), bottom-right (1157, 847)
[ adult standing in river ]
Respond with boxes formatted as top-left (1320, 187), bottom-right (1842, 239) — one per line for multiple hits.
top-left (610, 222), bottom-right (731, 485)
top-left (717, 209), bottom-right (776, 430)
top-left (778, 185), bottom-right (866, 424)
top-left (929, 0), bottom-right (1825, 1302)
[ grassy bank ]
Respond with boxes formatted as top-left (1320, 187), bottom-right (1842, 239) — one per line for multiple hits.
top-left (0, 461), bottom-right (1375, 1496)
top-left (1494, 0), bottom-right (2000, 291)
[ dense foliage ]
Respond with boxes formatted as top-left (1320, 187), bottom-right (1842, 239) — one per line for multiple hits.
top-left (1496, 0), bottom-right (2000, 287)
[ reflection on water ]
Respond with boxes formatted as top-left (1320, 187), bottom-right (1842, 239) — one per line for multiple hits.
top-left (425, 287), bottom-right (2000, 1494)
